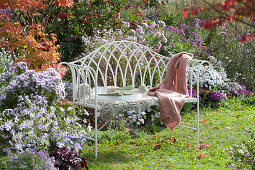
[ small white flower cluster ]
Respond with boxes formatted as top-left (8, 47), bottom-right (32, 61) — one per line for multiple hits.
top-left (187, 65), bottom-right (228, 90)
top-left (0, 48), bottom-right (13, 74)
top-left (124, 110), bottom-right (146, 127)
top-left (227, 129), bottom-right (255, 169)
top-left (0, 95), bottom-right (88, 153)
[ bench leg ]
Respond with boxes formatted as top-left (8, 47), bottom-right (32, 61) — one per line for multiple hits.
top-left (95, 109), bottom-right (98, 158)
top-left (197, 102), bottom-right (199, 147)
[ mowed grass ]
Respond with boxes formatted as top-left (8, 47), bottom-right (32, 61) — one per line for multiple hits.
top-left (0, 97), bottom-right (254, 169)
top-left (82, 98), bottom-right (255, 169)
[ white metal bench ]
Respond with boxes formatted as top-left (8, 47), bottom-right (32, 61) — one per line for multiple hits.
top-left (58, 40), bottom-right (210, 158)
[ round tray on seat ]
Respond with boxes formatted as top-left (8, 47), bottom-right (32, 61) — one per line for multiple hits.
top-left (92, 93), bottom-right (143, 101)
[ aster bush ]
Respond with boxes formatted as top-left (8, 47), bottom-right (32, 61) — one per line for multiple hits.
top-left (126, 18), bottom-right (210, 58)
top-left (0, 95), bottom-right (88, 154)
top-left (227, 129), bottom-right (255, 169)
top-left (65, 81), bottom-right (73, 100)
top-left (0, 62), bottom-right (65, 110)
top-left (187, 66), bottom-right (227, 91)
top-left (209, 89), bottom-right (227, 108)
top-left (227, 82), bottom-right (253, 97)
top-left (115, 107), bottom-right (165, 128)
top-left (4, 148), bottom-right (56, 170)
top-left (81, 18), bottom-right (209, 57)
top-left (116, 110), bottom-right (147, 127)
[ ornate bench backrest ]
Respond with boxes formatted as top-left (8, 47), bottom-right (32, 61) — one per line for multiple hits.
top-left (73, 40), bottom-right (170, 87)
top-left (59, 40), bottom-right (209, 102)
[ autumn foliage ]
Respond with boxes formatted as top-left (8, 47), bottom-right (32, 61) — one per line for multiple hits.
top-left (183, 0), bottom-right (255, 43)
top-left (0, 0), bottom-right (73, 71)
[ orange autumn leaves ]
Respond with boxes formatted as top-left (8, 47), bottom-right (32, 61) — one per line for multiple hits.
top-left (0, 0), bottom-right (73, 71)
top-left (0, 21), bottom-right (59, 70)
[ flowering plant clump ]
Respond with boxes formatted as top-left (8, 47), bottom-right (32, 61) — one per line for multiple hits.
top-left (187, 86), bottom-right (197, 98)
top-left (0, 95), bottom-right (87, 153)
top-left (120, 110), bottom-right (147, 127)
top-left (0, 48), bottom-right (13, 74)
top-left (65, 81), bottom-right (73, 100)
top-left (127, 18), bottom-right (209, 58)
top-left (209, 89), bottom-right (227, 107)
top-left (4, 148), bottom-right (56, 170)
top-left (227, 82), bottom-right (253, 97)
top-left (227, 129), bottom-right (255, 169)
top-left (187, 65), bottom-right (228, 90)
top-left (50, 146), bottom-right (89, 170)
top-left (115, 107), bottom-right (164, 128)
top-left (0, 62), bottom-right (65, 110)
top-left (81, 19), bottom-right (229, 92)
top-left (81, 18), bottom-right (209, 58)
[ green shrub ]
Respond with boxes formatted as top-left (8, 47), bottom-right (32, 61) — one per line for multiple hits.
top-left (46, 0), bottom-right (146, 62)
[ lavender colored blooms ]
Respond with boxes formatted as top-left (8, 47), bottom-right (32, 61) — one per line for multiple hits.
top-left (210, 89), bottom-right (226, 102)
top-left (0, 95), bottom-right (88, 153)
top-left (157, 41), bottom-right (162, 50)
top-left (13, 62), bottom-right (28, 75)
top-left (158, 20), bottom-right (166, 27)
top-left (123, 21), bottom-right (130, 28)
top-left (131, 29), bottom-right (136, 35)
top-left (188, 86), bottom-right (197, 98)
top-left (4, 148), bottom-right (56, 169)
top-left (162, 35), bottom-right (167, 43)
top-left (0, 8), bottom-right (13, 20)
top-left (136, 25), bottom-right (144, 34)
top-left (228, 82), bottom-right (252, 97)
top-left (0, 62), bottom-right (65, 109)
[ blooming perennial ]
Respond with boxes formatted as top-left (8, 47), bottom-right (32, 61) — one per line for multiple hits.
top-left (227, 129), bottom-right (255, 169)
top-left (0, 95), bottom-right (88, 153)
top-left (0, 62), bottom-right (65, 110)
top-left (4, 148), bottom-right (56, 170)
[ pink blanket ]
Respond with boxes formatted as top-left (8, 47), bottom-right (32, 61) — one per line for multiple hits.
top-left (148, 52), bottom-right (192, 131)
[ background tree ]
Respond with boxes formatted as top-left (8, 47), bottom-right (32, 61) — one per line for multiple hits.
top-left (0, 0), bottom-right (73, 71)
top-left (47, 0), bottom-right (147, 62)
top-left (183, 0), bottom-right (255, 43)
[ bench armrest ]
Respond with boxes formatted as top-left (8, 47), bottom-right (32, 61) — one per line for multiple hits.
top-left (58, 62), bottom-right (100, 103)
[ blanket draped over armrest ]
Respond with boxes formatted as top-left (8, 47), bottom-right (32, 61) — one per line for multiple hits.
top-left (148, 52), bottom-right (193, 131)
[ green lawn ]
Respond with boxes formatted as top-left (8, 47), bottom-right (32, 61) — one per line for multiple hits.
top-left (0, 97), bottom-right (254, 169)
top-left (82, 98), bottom-right (255, 169)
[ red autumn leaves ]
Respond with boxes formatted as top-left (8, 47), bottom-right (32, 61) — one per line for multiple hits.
top-left (183, 0), bottom-right (255, 43)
